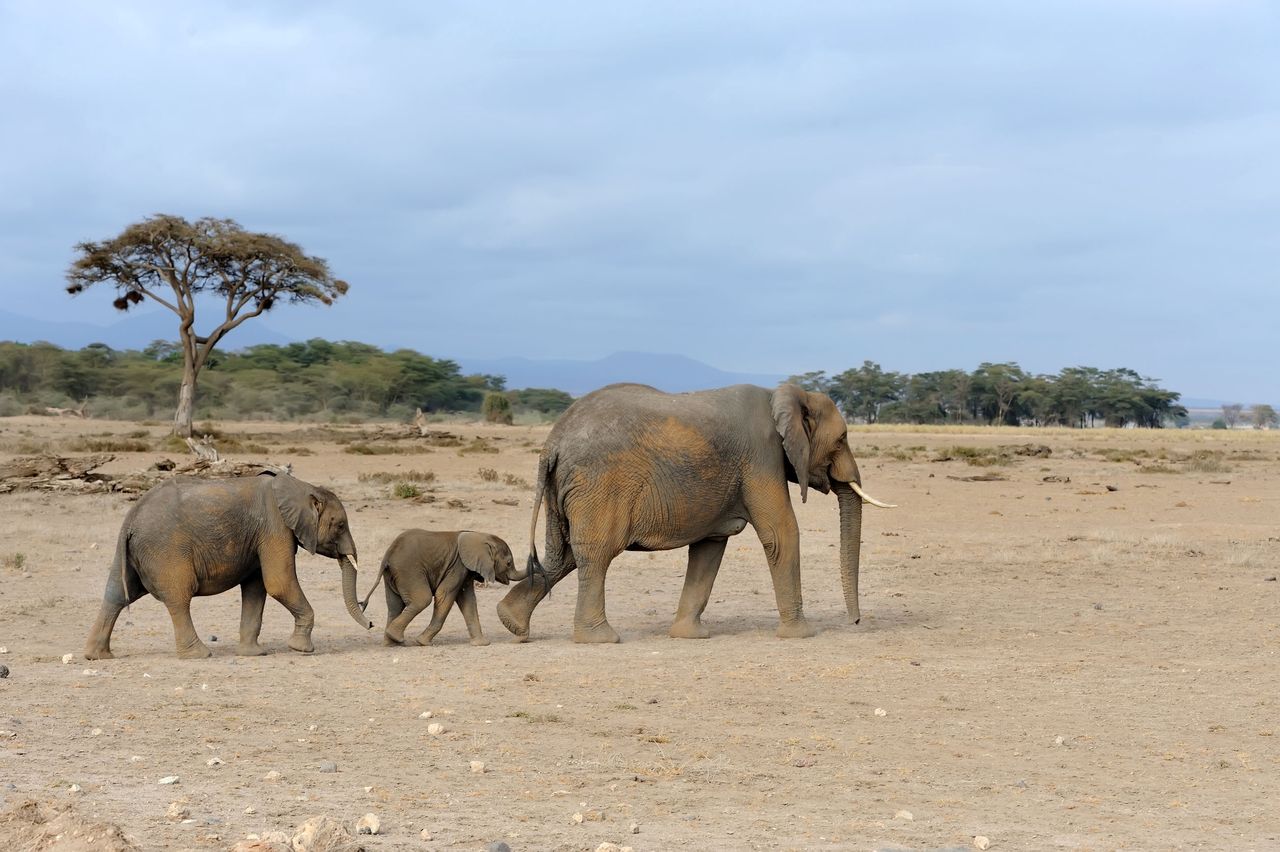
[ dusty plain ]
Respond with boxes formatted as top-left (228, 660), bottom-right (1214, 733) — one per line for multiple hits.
top-left (0, 415), bottom-right (1277, 851)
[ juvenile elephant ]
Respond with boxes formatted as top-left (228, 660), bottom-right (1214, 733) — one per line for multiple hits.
top-left (84, 471), bottom-right (373, 660)
top-left (359, 530), bottom-right (526, 646)
top-left (497, 382), bottom-right (894, 643)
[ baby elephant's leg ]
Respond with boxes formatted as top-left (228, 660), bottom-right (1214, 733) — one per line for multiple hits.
top-left (456, 582), bottom-right (489, 646)
top-left (415, 571), bottom-right (467, 646)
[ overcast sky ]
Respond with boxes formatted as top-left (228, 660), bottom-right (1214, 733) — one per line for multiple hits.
top-left (1, 1), bottom-right (1277, 400)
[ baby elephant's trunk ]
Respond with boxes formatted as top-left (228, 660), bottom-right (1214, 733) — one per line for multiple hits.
top-left (505, 563), bottom-right (529, 583)
top-left (339, 556), bottom-right (374, 629)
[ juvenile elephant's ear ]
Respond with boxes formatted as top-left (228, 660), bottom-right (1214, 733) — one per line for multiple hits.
top-left (772, 383), bottom-right (812, 504)
top-left (456, 532), bottom-right (498, 584)
top-left (270, 474), bottom-right (321, 555)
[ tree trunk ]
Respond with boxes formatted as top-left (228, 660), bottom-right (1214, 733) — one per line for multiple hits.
top-left (173, 361), bottom-right (197, 437)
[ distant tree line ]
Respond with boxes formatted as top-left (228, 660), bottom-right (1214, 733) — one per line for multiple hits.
top-left (789, 361), bottom-right (1189, 427)
top-left (0, 340), bottom-right (573, 422)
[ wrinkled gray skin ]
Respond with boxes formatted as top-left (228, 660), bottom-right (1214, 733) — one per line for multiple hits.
top-left (360, 530), bottom-right (525, 647)
top-left (497, 382), bottom-right (889, 643)
top-left (84, 472), bottom-right (371, 660)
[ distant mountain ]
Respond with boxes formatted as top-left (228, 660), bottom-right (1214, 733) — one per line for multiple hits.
top-left (459, 351), bottom-right (786, 396)
top-left (0, 309), bottom-right (294, 350)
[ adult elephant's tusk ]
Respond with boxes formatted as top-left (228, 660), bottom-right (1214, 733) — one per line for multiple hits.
top-left (847, 480), bottom-right (896, 508)
top-left (347, 556), bottom-right (359, 574)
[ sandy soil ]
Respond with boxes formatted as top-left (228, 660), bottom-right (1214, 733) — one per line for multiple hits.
top-left (0, 415), bottom-right (1277, 851)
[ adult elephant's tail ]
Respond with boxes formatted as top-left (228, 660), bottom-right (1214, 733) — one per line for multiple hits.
top-left (527, 452), bottom-right (551, 593)
top-left (116, 527), bottom-right (133, 609)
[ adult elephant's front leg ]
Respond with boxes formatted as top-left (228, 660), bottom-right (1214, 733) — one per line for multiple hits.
top-left (754, 514), bottom-right (814, 638)
top-left (670, 538), bottom-right (727, 639)
top-left (262, 557), bottom-right (316, 653)
top-left (237, 572), bottom-right (268, 656)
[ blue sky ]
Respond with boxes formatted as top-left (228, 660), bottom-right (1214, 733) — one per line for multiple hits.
top-left (1, 1), bottom-right (1277, 401)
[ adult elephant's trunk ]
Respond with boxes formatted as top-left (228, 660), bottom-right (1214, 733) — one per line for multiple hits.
top-left (339, 556), bottom-right (374, 629)
top-left (834, 481), bottom-right (863, 624)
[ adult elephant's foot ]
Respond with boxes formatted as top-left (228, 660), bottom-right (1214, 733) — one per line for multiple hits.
top-left (469, 636), bottom-right (491, 647)
top-left (669, 617), bottom-right (711, 639)
top-left (176, 641), bottom-right (213, 660)
top-left (84, 647), bottom-right (113, 661)
top-left (383, 632), bottom-right (405, 646)
top-left (573, 621), bottom-right (621, 644)
top-left (776, 617), bottom-right (817, 639)
top-left (287, 633), bottom-right (314, 654)
top-left (236, 642), bottom-right (268, 656)
top-left (496, 595), bottom-right (531, 642)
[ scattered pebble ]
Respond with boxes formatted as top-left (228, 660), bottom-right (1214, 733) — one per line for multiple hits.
top-left (1054, 736), bottom-right (1065, 746)
top-left (209, 635), bottom-right (217, 642)
top-left (363, 786), bottom-right (373, 793)
top-left (262, 770), bottom-right (282, 781)
top-left (572, 812), bottom-right (585, 824)
top-left (486, 843), bottom-right (511, 852)
top-left (420, 829), bottom-right (433, 841)
top-left (0, 646), bottom-right (8, 653)
top-left (91, 728), bottom-right (103, 736)
top-left (61, 654), bottom-right (74, 665)
top-left (874, 708), bottom-right (887, 717)
top-left (81, 669), bottom-right (99, 676)
top-left (207, 757), bottom-right (224, 767)
top-left (630, 822), bottom-right (640, 834)
top-left (244, 806), bottom-right (256, 815)
top-left (308, 724), bottom-right (317, 731)
top-left (470, 760), bottom-right (486, 774)
top-left (130, 755), bottom-right (143, 762)
top-left (355, 813), bottom-right (381, 835)
top-left (318, 761), bottom-right (337, 773)
top-left (427, 722), bottom-right (445, 735)
top-left (895, 810), bottom-right (914, 820)
top-left (0, 664), bottom-right (9, 679)
top-left (69, 784), bottom-right (82, 793)
top-left (419, 711), bottom-right (433, 719)
top-left (974, 836), bottom-right (991, 850)
top-left (165, 801), bottom-right (189, 822)
top-left (158, 776), bottom-right (179, 785)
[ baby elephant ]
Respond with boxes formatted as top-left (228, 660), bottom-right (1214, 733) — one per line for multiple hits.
top-left (360, 530), bottom-right (526, 646)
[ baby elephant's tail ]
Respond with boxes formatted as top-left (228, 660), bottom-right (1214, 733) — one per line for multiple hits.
top-left (358, 558), bottom-right (389, 612)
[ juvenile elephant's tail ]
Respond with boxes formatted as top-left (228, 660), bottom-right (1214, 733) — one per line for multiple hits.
top-left (527, 452), bottom-right (550, 594)
top-left (358, 558), bottom-right (390, 612)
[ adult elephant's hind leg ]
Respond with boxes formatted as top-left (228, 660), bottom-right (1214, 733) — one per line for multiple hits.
top-left (84, 566), bottom-right (147, 660)
top-left (497, 530), bottom-right (577, 642)
top-left (237, 571), bottom-right (268, 656)
top-left (670, 537), bottom-right (727, 639)
top-left (572, 542), bottom-right (623, 644)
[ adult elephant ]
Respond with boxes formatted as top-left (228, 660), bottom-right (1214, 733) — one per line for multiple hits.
top-left (84, 471), bottom-right (373, 660)
top-left (496, 383), bottom-right (894, 643)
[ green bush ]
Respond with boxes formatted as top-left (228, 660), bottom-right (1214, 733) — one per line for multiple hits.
top-left (482, 392), bottom-right (514, 425)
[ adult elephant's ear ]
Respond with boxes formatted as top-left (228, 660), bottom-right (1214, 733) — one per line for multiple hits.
top-left (772, 383), bottom-right (812, 503)
top-left (457, 532), bottom-right (498, 584)
top-left (270, 474), bottom-right (321, 555)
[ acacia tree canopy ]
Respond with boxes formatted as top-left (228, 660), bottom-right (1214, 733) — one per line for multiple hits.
top-left (66, 215), bottom-right (348, 436)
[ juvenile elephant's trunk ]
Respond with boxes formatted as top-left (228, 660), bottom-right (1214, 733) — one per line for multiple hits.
top-left (340, 556), bottom-right (374, 630)
top-left (834, 482), bottom-right (863, 624)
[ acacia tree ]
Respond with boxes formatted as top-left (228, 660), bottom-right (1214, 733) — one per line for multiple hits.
top-left (67, 215), bottom-right (348, 436)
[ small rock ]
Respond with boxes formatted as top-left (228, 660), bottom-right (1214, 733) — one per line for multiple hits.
top-left (81, 669), bottom-right (98, 676)
top-left (244, 806), bottom-right (256, 814)
top-left (262, 770), bottom-right (281, 781)
top-left (420, 829), bottom-right (433, 841)
top-left (630, 821), bottom-right (640, 834)
top-left (572, 812), bottom-right (585, 824)
top-left (1264, 576), bottom-right (1277, 582)
top-left (61, 654), bottom-right (74, 665)
top-left (69, 784), bottom-right (82, 793)
top-left (874, 708), bottom-right (887, 717)
top-left (427, 722), bottom-right (445, 735)
top-left (207, 757), bottom-right (224, 767)
top-left (130, 755), bottom-right (143, 762)
top-left (895, 809), bottom-right (913, 820)
top-left (318, 761), bottom-right (337, 773)
top-left (0, 646), bottom-right (8, 653)
top-left (595, 844), bottom-right (623, 852)
top-left (292, 815), bottom-right (354, 851)
top-left (0, 665), bottom-right (9, 679)
top-left (418, 711), bottom-right (433, 719)
top-left (974, 836), bottom-right (991, 850)
top-left (355, 813), bottom-right (381, 835)
top-left (165, 801), bottom-right (189, 822)
top-left (470, 760), bottom-right (486, 774)
top-left (158, 776), bottom-right (179, 785)
top-left (91, 728), bottom-right (103, 736)
top-left (1054, 736), bottom-right (1065, 746)
top-left (209, 635), bottom-right (218, 642)
top-left (363, 786), bottom-right (372, 793)
top-left (486, 843), bottom-right (511, 852)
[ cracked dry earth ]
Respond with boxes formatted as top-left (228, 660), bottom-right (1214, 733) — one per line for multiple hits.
top-left (0, 416), bottom-right (1277, 850)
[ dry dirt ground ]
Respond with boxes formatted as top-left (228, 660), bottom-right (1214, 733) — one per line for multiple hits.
top-left (0, 415), bottom-right (1277, 851)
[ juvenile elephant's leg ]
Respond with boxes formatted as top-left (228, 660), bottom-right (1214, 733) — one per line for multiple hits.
top-left (384, 590), bottom-right (427, 645)
top-left (572, 542), bottom-right (623, 644)
top-left (161, 592), bottom-right (212, 659)
top-left (670, 537), bottom-right (727, 639)
top-left (237, 572), bottom-right (268, 656)
top-left (84, 566), bottom-right (147, 660)
top-left (382, 580), bottom-right (406, 645)
top-left (455, 582), bottom-right (489, 646)
top-left (416, 571), bottom-right (468, 646)
top-left (262, 558), bottom-right (316, 654)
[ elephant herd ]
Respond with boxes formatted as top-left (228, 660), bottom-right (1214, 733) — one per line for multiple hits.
top-left (84, 382), bottom-right (894, 660)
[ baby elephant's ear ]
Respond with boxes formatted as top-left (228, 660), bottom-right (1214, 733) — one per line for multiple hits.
top-left (457, 532), bottom-right (498, 584)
